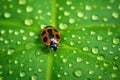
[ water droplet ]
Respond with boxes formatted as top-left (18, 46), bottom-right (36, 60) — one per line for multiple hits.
top-left (26, 6), bottom-right (33, 13)
top-left (64, 11), bottom-right (70, 16)
top-left (18, 0), bottom-right (26, 5)
top-left (85, 5), bottom-right (92, 11)
top-left (24, 18), bottom-right (33, 26)
top-left (68, 63), bottom-right (72, 67)
top-left (14, 31), bottom-right (19, 35)
top-left (4, 12), bottom-right (11, 18)
top-left (25, 43), bottom-right (34, 49)
top-left (36, 50), bottom-right (41, 56)
top-left (17, 9), bottom-right (22, 14)
top-left (73, 69), bottom-right (82, 77)
top-left (111, 73), bottom-right (117, 78)
top-left (7, 48), bottom-right (15, 55)
top-left (63, 58), bottom-right (68, 63)
top-left (0, 37), bottom-right (3, 42)
top-left (103, 62), bottom-right (109, 67)
top-left (31, 74), bottom-right (37, 80)
top-left (14, 60), bottom-right (19, 64)
top-left (66, 0), bottom-right (72, 5)
top-left (20, 29), bottom-right (25, 33)
top-left (29, 32), bottom-right (35, 36)
top-left (113, 65), bottom-right (118, 70)
top-left (112, 12), bottom-right (119, 19)
top-left (98, 75), bottom-right (102, 79)
top-left (102, 17), bottom-right (108, 22)
top-left (71, 6), bottom-right (75, 10)
top-left (38, 68), bottom-right (42, 72)
top-left (23, 36), bottom-right (27, 40)
top-left (112, 37), bottom-right (120, 44)
top-left (91, 15), bottom-right (99, 21)
top-left (90, 31), bottom-right (96, 35)
top-left (70, 41), bottom-right (74, 46)
top-left (97, 55), bottom-right (104, 61)
top-left (29, 67), bottom-right (33, 71)
top-left (0, 29), bottom-right (6, 35)
top-left (83, 47), bottom-right (89, 51)
top-left (4, 40), bottom-right (9, 44)
top-left (97, 35), bottom-right (103, 41)
top-left (17, 41), bottom-right (21, 45)
top-left (107, 5), bottom-right (112, 9)
top-left (59, 7), bottom-right (64, 11)
top-left (69, 18), bottom-right (75, 24)
top-left (77, 12), bottom-right (84, 18)
top-left (8, 70), bottom-right (13, 74)
top-left (76, 57), bottom-right (82, 62)
top-left (89, 70), bottom-right (95, 75)
top-left (64, 72), bottom-right (68, 76)
top-left (59, 23), bottom-right (67, 29)
top-left (57, 74), bottom-right (61, 78)
top-left (102, 46), bottom-right (108, 51)
top-left (92, 47), bottom-right (99, 54)
top-left (20, 71), bottom-right (25, 77)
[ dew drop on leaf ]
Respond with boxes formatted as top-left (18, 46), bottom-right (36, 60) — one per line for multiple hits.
top-left (26, 6), bottom-right (33, 13)
top-left (77, 12), bottom-right (84, 18)
top-left (0, 29), bottom-right (6, 35)
top-left (73, 69), bottom-right (82, 77)
top-left (7, 48), bottom-right (15, 55)
top-left (64, 11), bottom-right (70, 16)
top-left (62, 58), bottom-right (68, 63)
top-left (64, 72), bottom-right (68, 76)
top-left (112, 37), bottom-right (120, 44)
top-left (23, 36), bottom-right (27, 40)
top-left (97, 35), bottom-right (103, 41)
top-left (57, 74), bottom-right (61, 78)
top-left (38, 68), bottom-right (42, 72)
top-left (4, 12), bottom-right (11, 18)
top-left (20, 71), bottom-right (25, 77)
top-left (85, 5), bottom-right (92, 11)
top-left (29, 32), bottom-right (35, 36)
top-left (111, 73), bottom-right (117, 78)
top-left (102, 17), bottom-right (108, 22)
top-left (66, 0), bottom-right (72, 5)
top-left (91, 15), bottom-right (99, 21)
top-left (70, 41), bottom-right (74, 46)
top-left (69, 18), bottom-right (75, 24)
top-left (24, 18), bottom-right (33, 26)
top-left (76, 57), bottom-right (82, 62)
top-left (91, 47), bottom-right (99, 54)
top-left (59, 23), bottom-right (67, 29)
top-left (31, 74), bottom-right (37, 80)
top-left (102, 46), bottom-right (108, 50)
top-left (9, 70), bottom-right (13, 74)
top-left (18, 0), bottom-right (26, 5)
top-left (17, 41), bottom-right (21, 45)
top-left (89, 70), bottom-right (95, 75)
top-left (113, 65), bottom-right (118, 70)
top-left (112, 11), bottom-right (119, 19)
top-left (97, 55), bottom-right (104, 61)
top-left (83, 46), bottom-right (89, 51)
top-left (14, 60), bottom-right (19, 64)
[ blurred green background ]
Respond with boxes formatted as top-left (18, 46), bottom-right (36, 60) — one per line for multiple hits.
top-left (0, 0), bottom-right (120, 80)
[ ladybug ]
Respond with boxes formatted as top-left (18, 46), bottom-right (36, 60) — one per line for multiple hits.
top-left (40, 26), bottom-right (61, 51)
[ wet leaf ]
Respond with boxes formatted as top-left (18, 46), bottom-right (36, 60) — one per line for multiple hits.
top-left (0, 0), bottom-right (120, 80)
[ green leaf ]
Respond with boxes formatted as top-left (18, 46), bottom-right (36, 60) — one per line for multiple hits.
top-left (0, 0), bottom-right (120, 80)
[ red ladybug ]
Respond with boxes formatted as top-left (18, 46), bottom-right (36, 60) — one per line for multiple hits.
top-left (40, 26), bottom-right (61, 51)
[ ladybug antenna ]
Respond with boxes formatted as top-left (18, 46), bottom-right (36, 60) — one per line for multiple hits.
top-left (50, 40), bottom-right (58, 51)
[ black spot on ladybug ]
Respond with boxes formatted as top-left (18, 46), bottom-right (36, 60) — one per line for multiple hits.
top-left (41, 31), bottom-right (46, 36)
top-left (47, 29), bottom-right (54, 38)
top-left (43, 36), bottom-right (48, 42)
top-left (56, 34), bottom-right (60, 39)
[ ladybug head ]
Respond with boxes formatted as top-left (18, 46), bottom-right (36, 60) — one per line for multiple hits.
top-left (50, 40), bottom-right (58, 51)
